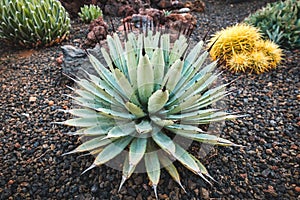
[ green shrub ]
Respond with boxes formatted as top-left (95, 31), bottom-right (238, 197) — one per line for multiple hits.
top-left (78, 5), bottom-right (103, 23)
top-left (244, 0), bottom-right (300, 49)
top-left (0, 0), bottom-right (71, 48)
top-left (58, 31), bottom-right (241, 197)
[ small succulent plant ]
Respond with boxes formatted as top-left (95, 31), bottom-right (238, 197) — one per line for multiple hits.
top-left (208, 24), bottom-right (282, 74)
top-left (244, 0), bottom-right (300, 49)
top-left (58, 30), bottom-right (241, 197)
top-left (208, 24), bottom-right (261, 62)
top-left (0, 0), bottom-right (71, 48)
top-left (163, 10), bottom-right (172, 17)
top-left (253, 40), bottom-right (282, 73)
top-left (78, 4), bottom-right (103, 23)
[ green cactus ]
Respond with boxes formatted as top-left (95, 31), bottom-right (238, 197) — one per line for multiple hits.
top-left (78, 4), bottom-right (103, 23)
top-left (244, 0), bottom-right (300, 49)
top-left (57, 30), bottom-right (242, 198)
top-left (0, 0), bottom-right (71, 48)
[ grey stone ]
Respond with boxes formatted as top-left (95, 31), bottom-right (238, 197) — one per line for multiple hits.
top-left (61, 44), bottom-right (104, 78)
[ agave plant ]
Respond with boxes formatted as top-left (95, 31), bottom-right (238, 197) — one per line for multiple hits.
top-left (58, 30), bottom-right (240, 197)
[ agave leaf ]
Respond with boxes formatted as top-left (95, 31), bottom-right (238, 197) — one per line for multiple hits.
top-left (76, 78), bottom-right (122, 106)
top-left (173, 60), bottom-right (218, 101)
top-left (101, 47), bottom-right (115, 72)
top-left (94, 136), bottom-right (133, 166)
top-left (182, 111), bottom-right (237, 123)
top-left (71, 88), bottom-right (95, 100)
top-left (170, 143), bottom-right (201, 175)
top-left (199, 84), bottom-right (228, 101)
top-left (107, 34), bottom-right (124, 72)
top-left (166, 124), bottom-right (205, 134)
top-left (151, 47), bottom-right (165, 86)
top-left (63, 136), bottom-right (111, 155)
top-left (88, 54), bottom-right (127, 98)
top-left (148, 89), bottom-right (169, 114)
top-left (167, 73), bottom-right (212, 107)
top-left (137, 45), bottom-right (154, 105)
top-left (113, 33), bottom-right (127, 75)
top-left (56, 117), bottom-right (110, 127)
top-left (71, 89), bottom-right (118, 108)
top-left (86, 70), bottom-right (125, 105)
top-left (173, 51), bottom-right (209, 94)
top-left (191, 114), bottom-right (239, 124)
top-left (182, 91), bottom-right (230, 113)
top-left (125, 40), bottom-right (138, 88)
top-left (129, 137), bottom-right (147, 166)
top-left (190, 154), bottom-right (214, 185)
top-left (190, 73), bottom-right (222, 98)
top-left (145, 151), bottom-right (160, 199)
top-left (70, 91), bottom-right (111, 108)
top-left (167, 109), bottom-right (219, 120)
top-left (190, 61), bottom-right (218, 84)
top-left (162, 59), bottom-right (184, 92)
top-left (136, 33), bottom-right (143, 56)
top-left (161, 33), bottom-right (170, 64)
top-left (119, 154), bottom-right (136, 192)
top-left (183, 40), bottom-right (204, 74)
top-left (169, 35), bottom-right (187, 65)
top-left (152, 131), bottom-right (176, 155)
top-left (105, 122), bottom-right (136, 139)
top-left (96, 107), bottom-right (135, 120)
top-left (192, 111), bottom-right (229, 120)
top-left (125, 101), bottom-right (146, 118)
top-left (151, 32), bottom-right (161, 53)
top-left (113, 68), bottom-right (140, 105)
top-left (150, 115), bottom-right (174, 127)
top-left (65, 108), bottom-right (100, 118)
top-left (127, 32), bottom-right (138, 53)
top-left (71, 97), bottom-right (109, 110)
top-left (77, 148), bottom-right (104, 158)
top-left (135, 119), bottom-right (152, 134)
top-left (180, 72), bottom-right (220, 103)
top-left (172, 131), bottom-right (240, 146)
top-left (166, 94), bottom-right (202, 114)
top-left (144, 32), bottom-right (154, 58)
top-left (158, 153), bottom-right (186, 193)
top-left (71, 124), bottom-right (114, 136)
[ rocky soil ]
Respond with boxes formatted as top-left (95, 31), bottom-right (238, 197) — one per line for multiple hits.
top-left (0, 0), bottom-right (299, 199)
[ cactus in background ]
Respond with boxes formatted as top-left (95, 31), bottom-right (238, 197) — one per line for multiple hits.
top-left (208, 24), bottom-right (261, 62)
top-left (244, 0), bottom-right (300, 49)
top-left (227, 53), bottom-right (250, 73)
top-left (208, 24), bottom-right (282, 74)
top-left (255, 40), bottom-right (282, 70)
top-left (0, 0), bottom-right (71, 48)
top-left (78, 5), bottom-right (103, 23)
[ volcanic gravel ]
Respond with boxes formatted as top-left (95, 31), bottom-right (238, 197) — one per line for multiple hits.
top-left (0, 0), bottom-right (299, 199)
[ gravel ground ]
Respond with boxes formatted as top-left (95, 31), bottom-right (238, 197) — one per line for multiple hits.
top-left (0, 0), bottom-right (299, 199)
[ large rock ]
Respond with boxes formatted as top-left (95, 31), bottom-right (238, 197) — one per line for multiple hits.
top-left (61, 44), bottom-right (104, 78)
